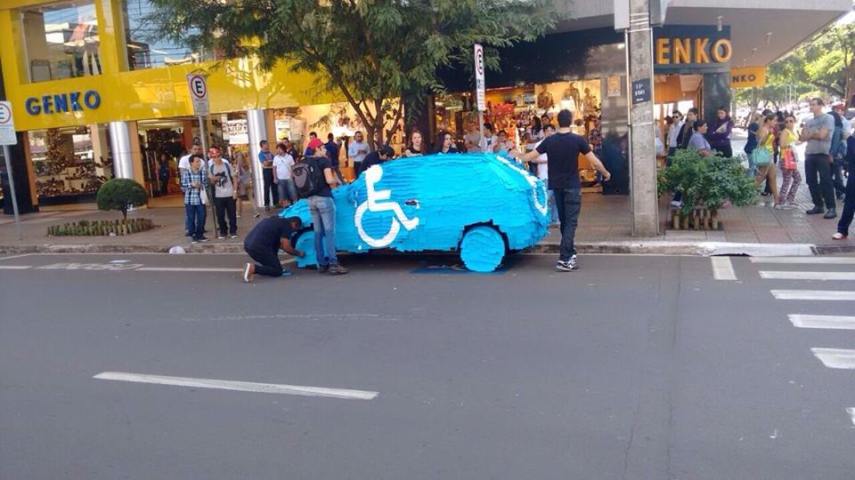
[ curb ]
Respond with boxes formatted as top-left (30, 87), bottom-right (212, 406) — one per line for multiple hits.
top-left (3, 241), bottom-right (852, 257)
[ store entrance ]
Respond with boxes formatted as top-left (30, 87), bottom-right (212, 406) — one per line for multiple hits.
top-left (137, 118), bottom-right (195, 204)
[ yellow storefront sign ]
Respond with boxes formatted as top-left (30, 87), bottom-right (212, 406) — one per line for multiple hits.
top-left (731, 66), bottom-right (766, 89)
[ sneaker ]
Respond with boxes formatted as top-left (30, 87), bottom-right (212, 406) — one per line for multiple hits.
top-left (806, 207), bottom-right (825, 215)
top-left (192, 239), bottom-right (199, 244)
top-left (773, 203), bottom-right (784, 210)
top-left (328, 264), bottom-right (349, 275)
top-left (254, 213), bottom-right (261, 218)
top-left (198, 236), bottom-right (209, 242)
top-left (823, 209), bottom-right (837, 219)
top-left (280, 269), bottom-right (293, 277)
top-left (236, 214), bottom-right (241, 218)
top-left (185, 231), bottom-right (192, 237)
top-left (832, 232), bottom-right (848, 240)
top-left (782, 202), bottom-right (797, 210)
top-left (317, 264), bottom-right (329, 274)
top-left (243, 263), bottom-right (254, 283)
top-left (217, 235), bottom-right (226, 240)
top-left (670, 200), bottom-right (683, 208)
top-left (229, 234), bottom-right (239, 239)
top-left (555, 255), bottom-right (578, 272)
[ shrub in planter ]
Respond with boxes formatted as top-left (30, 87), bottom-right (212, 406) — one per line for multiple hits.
top-left (47, 218), bottom-right (155, 236)
top-left (96, 178), bottom-right (147, 220)
top-left (658, 149), bottom-right (756, 229)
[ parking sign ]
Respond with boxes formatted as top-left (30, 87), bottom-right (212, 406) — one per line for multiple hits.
top-left (187, 74), bottom-right (209, 115)
top-left (0, 101), bottom-right (16, 145)
top-left (473, 44), bottom-right (486, 112)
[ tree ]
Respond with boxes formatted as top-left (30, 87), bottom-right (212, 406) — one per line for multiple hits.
top-left (147, 0), bottom-right (555, 148)
top-left (772, 23), bottom-right (855, 102)
top-left (96, 179), bottom-right (148, 220)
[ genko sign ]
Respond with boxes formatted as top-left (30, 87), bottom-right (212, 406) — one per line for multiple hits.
top-left (653, 26), bottom-right (731, 74)
top-left (24, 90), bottom-right (101, 115)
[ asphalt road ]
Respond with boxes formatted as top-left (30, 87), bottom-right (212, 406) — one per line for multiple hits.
top-left (1, 252), bottom-right (853, 479)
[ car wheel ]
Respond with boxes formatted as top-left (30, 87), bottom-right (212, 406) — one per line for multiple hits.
top-left (460, 226), bottom-right (506, 273)
top-left (293, 229), bottom-right (318, 268)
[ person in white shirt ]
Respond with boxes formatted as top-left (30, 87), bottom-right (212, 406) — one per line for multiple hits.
top-left (273, 142), bottom-right (296, 207)
top-left (464, 122), bottom-right (482, 152)
top-left (530, 124), bottom-right (558, 225)
top-left (348, 131), bottom-right (370, 177)
top-left (479, 123), bottom-right (497, 153)
top-left (178, 143), bottom-right (204, 174)
top-left (667, 111), bottom-right (684, 156)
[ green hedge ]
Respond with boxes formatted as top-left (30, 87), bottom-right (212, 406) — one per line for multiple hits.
top-left (47, 218), bottom-right (155, 236)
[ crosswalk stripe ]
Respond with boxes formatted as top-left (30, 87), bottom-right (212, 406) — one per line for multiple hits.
top-left (751, 257), bottom-right (855, 265)
top-left (847, 408), bottom-right (855, 426)
top-left (711, 257), bottom-right (737, 280)
top-left (760, 271), bottom-right (855, 280)
top-left (0, 265), bottom-right (32, 270)
top-left (789, 314), bottom-right (855, 330)
top-left (771, 290), bottom-right (855, 301)
top-left (811, 348), bottom-right (855, 369)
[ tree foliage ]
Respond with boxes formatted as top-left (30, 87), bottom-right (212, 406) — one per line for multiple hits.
top-left (658, 149), bottom-right (756, 215)
top-left (96, 179), bottom-right (148, 220)
top-left (147, 0), bottom-right (555, 147)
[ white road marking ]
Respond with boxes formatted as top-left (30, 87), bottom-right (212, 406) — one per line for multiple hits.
top-left (751, 257), bottom-right (855, 265)
top-left (789, 314), bottom-right (855, 330)
top-left (771, 290), bottom-right (855, 301)
top-left (136, 267), bottom-right (243, 272)
top-left (810, 348), bottom-right (855, 369)
top-left (0, 265), bottom-right (32, 270)
top-left (847, 408), bottom-right (855, 426)
top-left (93, 371), bottom-right (378, 400)
top-left (0, 253), bottom-right (34, 261)
top-left (760, 271), bottom-right (855, 281)
top-left (711, 257), bottom-right (737, 280)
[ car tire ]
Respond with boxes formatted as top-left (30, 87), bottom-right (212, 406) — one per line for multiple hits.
top-left (293, 229), bottom-right (318, 268)
top-left (460, 225), bottom-right (506, 273)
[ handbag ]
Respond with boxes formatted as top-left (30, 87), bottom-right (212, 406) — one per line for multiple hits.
top-left (752, 148), bottom-right (772, 167)
top-left (782, 148), bottom-right (797, 170)
top-left (199, 185), bottom-right (209, 205)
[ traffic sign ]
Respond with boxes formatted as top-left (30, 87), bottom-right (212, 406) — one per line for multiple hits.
top-left (0, 101), bottom-right (16, 145)
top-left (473, 44), bottom-right (486, 112)
top-left (187, 74), bottom-right (209, 115)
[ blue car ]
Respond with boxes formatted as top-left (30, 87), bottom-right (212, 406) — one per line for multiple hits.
top-left (281, 152), bottom-right (549, 272)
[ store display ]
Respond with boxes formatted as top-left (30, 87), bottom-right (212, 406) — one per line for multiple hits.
top-left (31, 127), bottom-right (112, 201)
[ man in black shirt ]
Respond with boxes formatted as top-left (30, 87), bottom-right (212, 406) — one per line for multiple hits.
top-left (361, 145), bottom-right (395, 171)
top-left (518, 109), bottom-right (611, 272)
top-left (242, 216), bottom-right (304, 283)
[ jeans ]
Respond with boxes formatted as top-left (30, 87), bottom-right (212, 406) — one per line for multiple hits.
top-left (547, 190), bottom-right (559, 224)
top-left (805, 153), bottom-right (836, 211)
top-left (245, 245), bottom-right (284, 277)
top-left (832, 158), bottom-right (846, 197)
top-left (213, 196), bottom-right (237, 236)
top-left (309, 195), bottom-right (337, 266)
top-left (262, 168), bottom-right (278, 207)
top-left (552, 187), bottom-right (582, 261)
top-left (838, 169), bottom-right (855, 235)
top-left (185, 203), bottom-right (206, 240)
top-left (277, 179), bottom-right (297, 204)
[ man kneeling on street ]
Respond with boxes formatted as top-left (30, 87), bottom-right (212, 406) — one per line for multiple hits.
top-left (243, 216), bottom-right (304, 283)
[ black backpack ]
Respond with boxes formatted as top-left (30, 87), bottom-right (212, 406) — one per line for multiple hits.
top-left (292, 157), bottom-right (325, 198)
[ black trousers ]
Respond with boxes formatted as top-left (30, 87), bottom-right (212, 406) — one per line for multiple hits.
top-left (715, 144), bottom-right (733, 158)
top-left (213, 196), bottom-right (237, 235)
top-left (245, 245), bottom-right (283, 277)
top-left (552, 187), bottom-right (582, 261)
top-left (838, 168), bottom-right (855, 235)
top-left (832, 158), bottom-right (847, 197)
top-left (805, 153), bottom-right (837, 211)
top-left (262, 168), bottom-right (279, 207)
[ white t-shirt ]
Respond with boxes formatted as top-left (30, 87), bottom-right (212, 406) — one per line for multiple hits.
top-left (273, 154), bottom-right (294, 180)
top-left (348, 141), bottom-right (369, 163)
top-left (668, 121), bottom-right (684, 148)
top-left (533, 139), bottom-right (548, 180)
top-left (479, 134), bottom-right (496, 153)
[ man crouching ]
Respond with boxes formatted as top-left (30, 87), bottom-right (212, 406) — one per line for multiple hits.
top-left (243, 216), bottom-right (305, 283)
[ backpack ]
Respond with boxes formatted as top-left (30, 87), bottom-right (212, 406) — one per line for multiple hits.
top-left (292, 157), bottom-right (325, 198)
top-left (831, 125), bottom-right (847, 160)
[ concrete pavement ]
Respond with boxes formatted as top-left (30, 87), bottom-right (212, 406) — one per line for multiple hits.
top-left (1, 252), bottom-right (854, 479)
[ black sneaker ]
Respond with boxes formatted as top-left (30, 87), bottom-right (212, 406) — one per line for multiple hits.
top-left (806, 207), bottom-right (825, 215)
top-left (217, 235), bottom-right (226, 240)
top-left (198, 236), bottom-right (209, 242)
top-left (824, 209), bottom-right (837, 219)
top-left (555, 255), bottom-right (577, 272)
top-left (317, 264), bottom-right (329, 274)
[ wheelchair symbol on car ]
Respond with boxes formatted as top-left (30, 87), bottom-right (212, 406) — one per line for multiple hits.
top-left (354, 165), bottom-right (420, 248)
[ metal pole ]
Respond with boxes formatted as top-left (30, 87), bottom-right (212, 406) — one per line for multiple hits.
top-left (198, 115), bottom-right (217, 233)
top-left (478, 110), bottom-right (485, 152)
top-left (2, 145), bottom-right (21, 240)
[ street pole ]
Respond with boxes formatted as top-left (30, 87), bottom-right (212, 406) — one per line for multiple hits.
top-left (627, 0), bottom-right (659, 237)
top-left (198, 115), bottom-right (217, 233)
top-left (2, 145), bottom-right (22, 240)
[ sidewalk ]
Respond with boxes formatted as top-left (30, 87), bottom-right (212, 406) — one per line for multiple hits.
top-left (1, 187), bottom-right (851, 256)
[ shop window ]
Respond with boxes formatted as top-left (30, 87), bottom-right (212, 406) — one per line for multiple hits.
top-left (20, 0), bottom-right (101, 83)
top-left (30, 126), bottom-right (113, 204)
top-left (123, 0), bottom-right (214, 70)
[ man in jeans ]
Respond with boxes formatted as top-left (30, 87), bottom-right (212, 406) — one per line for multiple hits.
top-left (180, 154), bottom-right (208, 243)
top-left (307, 150), bottom-right (348, 275)
top-left (207, 146), bottom-right (239, 239)
top-left (801, 98), bottom-right (837, 219)
top-left (258, 140), bottom-right (278, 211)
top-left (518, 109), bottom-right (611, 271)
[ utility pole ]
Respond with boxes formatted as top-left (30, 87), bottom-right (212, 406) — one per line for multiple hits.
top-left (626, 0), bottom-right (659, 237)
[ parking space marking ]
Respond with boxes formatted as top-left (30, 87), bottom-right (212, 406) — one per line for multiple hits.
top-left (789, 314), bottom-right (855, 330)
top-left (771, 290), bottom-right (855, 301)
top-left (751, 257), bottom-right (855, 265)
top-left (94, 371), bottom-right (378, 400)
top-left (761, 271), bottom-right (855, 281)
top-left (847, 408), bottom-right (855, 426)
top-left (810, 348), bottom-right (855, 369)
top-left (711, 257), bottom-right (737, 280)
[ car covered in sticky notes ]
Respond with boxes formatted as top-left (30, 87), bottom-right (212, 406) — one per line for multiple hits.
top-left (280, 152), bottom-right (550, 272)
